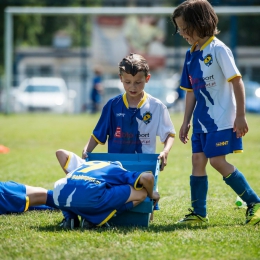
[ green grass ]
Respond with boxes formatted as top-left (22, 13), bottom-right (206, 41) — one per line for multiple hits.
top-left (0, 112), bottom-right (260, 260)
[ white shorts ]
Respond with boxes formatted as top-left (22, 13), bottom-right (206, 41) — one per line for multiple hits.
top-left (64, 152), bottom-right (85, 173)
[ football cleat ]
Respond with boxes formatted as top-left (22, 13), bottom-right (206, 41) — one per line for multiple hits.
top-left (245, 203), bottom-right (260, 225)
top-left (59, 217), bottom-right (80, 230)
top-left (80, 218), bottom-right (96, 230)
top-left (175, 208), bottom-right (209, 225)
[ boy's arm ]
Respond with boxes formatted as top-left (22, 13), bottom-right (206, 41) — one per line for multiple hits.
top-left (231, 76), bottom-right (249, 138)
top-left (179, 91), bottom-right (196, 144)
top-left (158, 135), bottom-right (174, 171)
top-left (82, 135), bottom-right (99, 159)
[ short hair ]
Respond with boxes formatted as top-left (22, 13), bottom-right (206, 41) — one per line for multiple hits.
top-left (172, 0), bottom-right (220, 38)
top-left (119, 53), bottom-right (150, 77)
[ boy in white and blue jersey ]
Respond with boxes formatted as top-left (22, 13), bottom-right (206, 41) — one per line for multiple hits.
top-left (83, 53), bottom-right (175, 171)
top-left (172, 0), bottom-right (260, 225)
top-left (82, 53), bottom-right (176, 220)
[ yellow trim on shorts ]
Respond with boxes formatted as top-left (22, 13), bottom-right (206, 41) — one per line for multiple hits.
top-left (234, 150), bottom-right (243, 153)
top-left (64, 152), bottom-right (72, 171)
top-left (97, 210), bottom-right (117, 226)
top-left (91, 134), bottom-right (105, 145)
top-left (24, 196), bottom-right (29, 212)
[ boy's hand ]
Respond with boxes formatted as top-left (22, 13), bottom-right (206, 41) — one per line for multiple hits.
top-left (82, 150), bottom-right (89, 159)
top-left (233, 116), bottom-right (249, 138)
top-left (158, 151), bottom-right (168, 171)
top-left (179, 123), bottom-right (191, 144)
top-left (152, 191), bottom-right (160, 206)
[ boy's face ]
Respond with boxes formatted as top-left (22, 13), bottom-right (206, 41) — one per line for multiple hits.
top-left (119, 71), bottom-right (150, 101)
top-left (175, 16), bottom-right (209, 48)
top-left (175, 16), bottom-right (201, 46)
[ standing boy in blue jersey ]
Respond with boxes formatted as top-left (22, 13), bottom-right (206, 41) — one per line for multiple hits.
top-left (172, 0), bottom-right (260, 225)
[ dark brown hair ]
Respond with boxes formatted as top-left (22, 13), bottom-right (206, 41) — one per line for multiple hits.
top-left (119, 53), bottom-right (150, 77)
top-left (172, 0), bottom-right (220, 38)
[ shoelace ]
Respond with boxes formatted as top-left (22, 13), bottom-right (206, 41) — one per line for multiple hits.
top-left (185, 208), bottom-right (206, 222)
top-left (246, 203), bottom-right (256, 217)
top-left (185, 208), bottom-right (197, 217)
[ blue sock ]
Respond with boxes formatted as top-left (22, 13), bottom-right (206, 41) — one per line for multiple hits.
top-left (224, 169), bottom-right (260, 205)
top-left (116, 202), bottom-right (134, 215)
top-left (62, 210), bottom-right (78, 220)
top-left (28, 205), bottom-right (56, 211)
top-left (190, 175), bottom-right (208, 217)
top-left (46, 190), bottom-right (59, 209)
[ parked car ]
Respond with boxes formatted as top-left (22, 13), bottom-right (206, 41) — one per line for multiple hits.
top-left (12, 77), bottom-right (75, 113)
top-left (244, 80), bottom-right (260, 113)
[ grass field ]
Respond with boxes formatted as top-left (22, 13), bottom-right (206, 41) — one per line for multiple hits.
top-left (0, 112), bottom-right (260, 260)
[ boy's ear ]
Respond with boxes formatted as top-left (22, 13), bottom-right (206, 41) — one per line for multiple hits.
top-left (118, 74), bottom-right (123, 82)
top-left (146, 74), bottom-right (151, 83)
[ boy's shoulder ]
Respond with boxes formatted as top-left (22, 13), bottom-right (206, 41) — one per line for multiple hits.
top-left (105, 93), bottom-right (124, 105)
top-left (210, 37), bottom-right (230, 51)
top-left (144, 92), bottom-right (167, 108)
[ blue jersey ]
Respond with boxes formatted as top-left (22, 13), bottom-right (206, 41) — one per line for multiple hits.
top-left (0, 181), bottom-right (29, 214)
top-left (180, 36), bottom-right (241, 133)
top-left (92, 91), bottom-right (175, 153)
top-left (53, 159), bottom-right (145, 226)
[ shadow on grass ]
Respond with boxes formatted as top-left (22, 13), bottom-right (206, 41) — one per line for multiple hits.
top-left (34, 222), bottom-right (211, 233)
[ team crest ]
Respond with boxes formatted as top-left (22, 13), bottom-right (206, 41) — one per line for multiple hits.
top-left (142, 111), bottom-right (152, 125)
top-left (204, 54), bottom-right (213, 67)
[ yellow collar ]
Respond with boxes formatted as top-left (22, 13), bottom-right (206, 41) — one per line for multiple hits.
top-left (123, 91), bottom-right (147, 109)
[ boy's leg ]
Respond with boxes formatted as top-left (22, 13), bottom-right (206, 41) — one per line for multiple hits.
top-left (176, 152), bottom-right (209, 225)
top-left (223, 169), bottom-right (260, 225)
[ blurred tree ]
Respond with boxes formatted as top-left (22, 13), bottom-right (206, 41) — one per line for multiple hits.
top-left (0, 0), bottom-right (101, 75)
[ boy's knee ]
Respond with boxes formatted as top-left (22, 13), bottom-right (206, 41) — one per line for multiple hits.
top-left (141, 172), bottom-right (154, 184)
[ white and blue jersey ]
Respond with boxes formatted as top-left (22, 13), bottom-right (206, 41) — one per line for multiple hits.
top-left (53, 152), bottom-right (146, 226)
top-left (180, 36), bottom-right (241, 133)
top-left (92, 91), bottom-right (175, 153)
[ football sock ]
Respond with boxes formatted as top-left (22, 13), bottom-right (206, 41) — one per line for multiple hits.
top-left (116, 201), bottom-right (134, 214)
top-left (190, 175), bottom-right (208, 217)
top-left (28, 205), bottom-right (56, 211)
top-left (62, 210), bottom-right (78, 220)
top-left (224, 169), bottom-right (260, 205)
top-left (45, 190), bottom-right (59, 209)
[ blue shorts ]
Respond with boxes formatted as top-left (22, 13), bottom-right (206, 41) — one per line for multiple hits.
top-left (0, 181), bottom-right (28, 214)
top-left (192, 128), bottom-right (243, 158)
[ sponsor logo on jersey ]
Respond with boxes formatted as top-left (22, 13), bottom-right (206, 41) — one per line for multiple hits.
top-left (116, 113), bottom-right (125, 117)
top-left (216, 141), bottom-right (229, 147)
top-left (204, 54), bottom-right (213, 67)
top-left (142, 111), bottom-right (152, 125)
top-left (115, 127), bottom-right (121, 138)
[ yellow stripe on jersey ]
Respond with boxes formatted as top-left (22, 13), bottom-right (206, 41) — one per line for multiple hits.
top-left (78, 161), bottom-right (110, 173)
top-left (180, 86), bottom-right (193, 92)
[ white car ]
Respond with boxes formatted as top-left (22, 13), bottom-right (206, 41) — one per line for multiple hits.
top-left (13, 77), bottom-right (74, 113)
top-left (245, 80), bottom-right (260, 113)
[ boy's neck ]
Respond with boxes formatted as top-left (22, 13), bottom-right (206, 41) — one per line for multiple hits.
top-left (196, 36), bottom-right (212, 50)
top-left (126, 92), bottom-right (144, 108)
